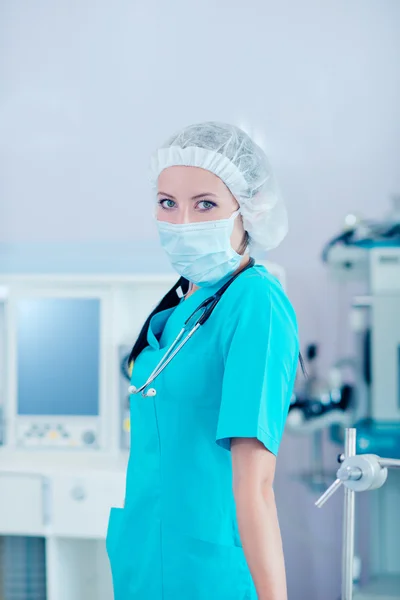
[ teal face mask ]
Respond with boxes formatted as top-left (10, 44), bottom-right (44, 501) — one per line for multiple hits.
top-left (156, 210), bottom-right (243, 287)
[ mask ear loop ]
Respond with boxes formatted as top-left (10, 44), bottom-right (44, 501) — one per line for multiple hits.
top-left (230, 206), bottom-right (249, 256)
top-left (230, 208), bottom-right (241, 221)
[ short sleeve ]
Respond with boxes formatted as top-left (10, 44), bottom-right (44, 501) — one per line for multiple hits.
top-left (216, 276), bottom-right (298, 455)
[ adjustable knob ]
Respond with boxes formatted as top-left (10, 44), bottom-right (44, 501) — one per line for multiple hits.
top-left (316, 454), bottom-right (388, 508)
top-left (82, 430), bottom-right (96, 445)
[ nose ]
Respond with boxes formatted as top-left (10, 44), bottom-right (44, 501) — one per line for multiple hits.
top-left (174, 206), bottom-right (191, 224)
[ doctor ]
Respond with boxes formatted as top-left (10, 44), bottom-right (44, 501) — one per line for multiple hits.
top-left (106, 122), bottom-right (299, 600)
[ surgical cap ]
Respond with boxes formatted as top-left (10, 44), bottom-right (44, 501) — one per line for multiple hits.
top-left (149, 121), bottom-right (288, 251)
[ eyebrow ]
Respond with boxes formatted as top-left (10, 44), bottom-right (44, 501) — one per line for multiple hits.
top-left (157, 192), bottom-right (218, 200)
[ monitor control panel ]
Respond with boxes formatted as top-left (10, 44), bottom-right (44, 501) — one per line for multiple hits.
top-left (16, 418), bottom-right (99, 449)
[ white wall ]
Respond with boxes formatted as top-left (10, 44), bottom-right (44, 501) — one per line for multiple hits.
top-left (1, 1), bottom-right (400, 598)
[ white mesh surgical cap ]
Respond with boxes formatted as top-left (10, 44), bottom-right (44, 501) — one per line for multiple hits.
top-left (149, 121), bottom-right (288, 251)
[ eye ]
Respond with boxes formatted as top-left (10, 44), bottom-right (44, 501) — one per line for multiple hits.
top-left (197, 200), bottom-right (217, 211)
top-left (158, 199), bottom-right (176, 209)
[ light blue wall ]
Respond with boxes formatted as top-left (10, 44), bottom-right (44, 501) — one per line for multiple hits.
top-left (0, 242), bottom-right (173, 274)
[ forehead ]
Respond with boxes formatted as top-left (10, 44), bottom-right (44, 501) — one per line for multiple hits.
top-left (157, 166), bottom-right (229, 196)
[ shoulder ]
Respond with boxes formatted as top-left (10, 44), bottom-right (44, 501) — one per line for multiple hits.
top-left (235, 264), bottom-right (281, 294)
top-left (223, 264), bottom-right (297, 324)
top-left (216, 262), bottom-right (298, 355)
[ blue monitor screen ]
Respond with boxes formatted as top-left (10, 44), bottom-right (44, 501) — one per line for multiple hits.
top-left (17, 298), bottom-right (100, 416)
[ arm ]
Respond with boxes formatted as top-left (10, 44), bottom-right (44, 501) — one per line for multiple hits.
top-left (231, 438), bottom-right (287, 600)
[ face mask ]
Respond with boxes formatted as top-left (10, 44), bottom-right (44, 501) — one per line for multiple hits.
top-left (156, 210), bottom-right (243, 287)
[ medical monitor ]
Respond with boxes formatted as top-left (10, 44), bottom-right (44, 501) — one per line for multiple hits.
top-left (16, 298), bottom-right (100, 417)
top-left (12, 295), bottom-right (104, 450)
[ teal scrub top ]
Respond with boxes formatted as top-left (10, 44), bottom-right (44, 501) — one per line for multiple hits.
top-left (106, 264), bottom-right (299, 600)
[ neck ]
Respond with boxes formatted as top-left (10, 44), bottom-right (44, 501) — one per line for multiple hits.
top-left (186, 254), bottom-right (251, 298)
top-left (235, 252), bottom-right (251, 273)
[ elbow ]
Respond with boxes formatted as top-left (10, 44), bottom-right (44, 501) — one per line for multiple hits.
top-left (233, 475), bottom-right (276, 506)
top-left (261, 480), bottom-right (276, 505)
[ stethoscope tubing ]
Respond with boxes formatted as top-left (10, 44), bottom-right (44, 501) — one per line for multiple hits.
top-left (130, 258), bottom-right (255, 397)
top-left (132, 323), bottom-right (200, 396)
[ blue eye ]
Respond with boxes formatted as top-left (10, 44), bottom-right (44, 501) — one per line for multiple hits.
top-left (159, 199), bottom-right (176, 209)
top-left (197, 200), bottom-right (217, 211)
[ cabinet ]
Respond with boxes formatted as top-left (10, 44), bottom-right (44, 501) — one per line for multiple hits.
top-left (0, 459), bottom-right (126, 600)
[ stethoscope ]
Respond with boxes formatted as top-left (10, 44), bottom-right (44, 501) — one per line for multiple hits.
top-left (128, 257), bottom-right (255, 398)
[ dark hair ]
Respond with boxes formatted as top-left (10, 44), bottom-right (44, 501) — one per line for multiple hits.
top-left (238, 231), bottom-right (250, 255)
top-left (128, 276), bottom-right (189, 365)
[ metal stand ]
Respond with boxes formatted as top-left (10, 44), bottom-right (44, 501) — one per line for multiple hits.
top-left (315, 428), bottom-right (400, 600)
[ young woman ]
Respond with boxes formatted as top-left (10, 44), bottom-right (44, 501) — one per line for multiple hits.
top-left (106, 122), bottom-right (299, 600)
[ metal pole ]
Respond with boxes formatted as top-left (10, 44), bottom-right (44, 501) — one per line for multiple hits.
top-left (342, 428), bottom-right (357, 600)
top-left (379, 458), bottom-right (400, 469)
